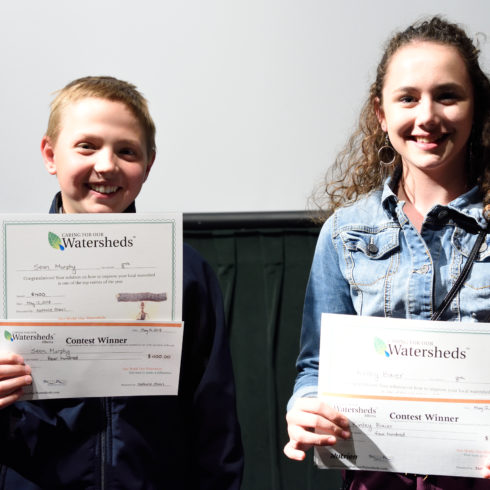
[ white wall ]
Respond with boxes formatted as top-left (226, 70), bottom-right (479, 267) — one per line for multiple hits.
top-left (0, 0), bottom-right (488, 213)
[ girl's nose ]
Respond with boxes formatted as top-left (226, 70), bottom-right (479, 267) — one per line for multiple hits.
top-left (415, 97), bottom-right (440, 129)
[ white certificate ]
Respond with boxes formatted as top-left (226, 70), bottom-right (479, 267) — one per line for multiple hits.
top-left (0, 320), bottom-right (183, 399)
top-left (0, 213), bottom-right (184, 399)
top-left (0, 213), bottom-right (182, 321)
top-left (316, 313), bottom-right (490, 478)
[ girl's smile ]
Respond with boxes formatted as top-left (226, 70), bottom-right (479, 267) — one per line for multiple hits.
top-left (377, 41), bottom-right (474, 181)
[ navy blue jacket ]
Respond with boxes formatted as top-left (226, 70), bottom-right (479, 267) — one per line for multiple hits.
top-left (0, 195), bottom-right (243, 489)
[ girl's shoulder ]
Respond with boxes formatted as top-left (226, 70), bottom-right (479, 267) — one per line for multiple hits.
top-left (326, 189), bottom-right (395, 235)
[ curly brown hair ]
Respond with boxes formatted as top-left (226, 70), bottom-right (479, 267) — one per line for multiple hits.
top-left (313, 16), bottom-right (490, 222)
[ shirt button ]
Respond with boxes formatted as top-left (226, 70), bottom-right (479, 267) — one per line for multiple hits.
top-left (479, 241), bottom-right (488, 253)
top-left (367, 243), bottom-right (378, 255)
top-left (416, 264), bottom-right (429, 274)
top-left (437, 209), bottom-right (449, 221)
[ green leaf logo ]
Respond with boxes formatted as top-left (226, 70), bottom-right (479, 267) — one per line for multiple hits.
top-left (374, 337), bottom-right (390, 357)
top-left (4, 330), bottom-right (12, 342)
top-left (48, 232), bottom-right (64, 251)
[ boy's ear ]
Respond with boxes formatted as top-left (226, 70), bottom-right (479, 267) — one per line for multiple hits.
top-left (374, 97), bottom-right (387, 132)
top-left (41, 136), bottom-right (57, 175)
top-left (143, 151), bottom-right (156, 182)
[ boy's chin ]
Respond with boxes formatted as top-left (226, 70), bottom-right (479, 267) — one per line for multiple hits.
top-left (86, 204), bottom-right (129, 213)
top-left (68, 201), bottom-right (130, 214)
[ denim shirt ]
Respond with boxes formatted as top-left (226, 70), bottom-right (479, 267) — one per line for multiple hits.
top-left (290, 178), bottom-right (490, 407)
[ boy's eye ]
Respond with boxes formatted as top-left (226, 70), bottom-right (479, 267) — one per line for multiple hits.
top-left (76, 142), bottom-right (95, 151)
top-left (118, 147), bottom-right (141, 160)
top-left (120, 148), bottom-right (136, 156)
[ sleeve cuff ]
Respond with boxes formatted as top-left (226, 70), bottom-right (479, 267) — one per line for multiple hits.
top-left (286, 385), bottom-right (318, 412)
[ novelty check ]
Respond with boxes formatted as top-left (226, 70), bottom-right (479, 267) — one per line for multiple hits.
top-left (316, 314), bottom-right (490, 478)
top-left (0, 320), bottom-right (183, 399)
top-left (0, 213), bottom-right (182, 321)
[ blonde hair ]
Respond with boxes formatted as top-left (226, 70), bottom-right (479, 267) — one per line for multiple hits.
top-left (46, 76), bottom-right (156, 159)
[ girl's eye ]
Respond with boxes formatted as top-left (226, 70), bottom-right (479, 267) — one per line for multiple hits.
top-left (438, 92), bottom-right (458, 103)
top-left (399, 95), bottom-right (416, 104)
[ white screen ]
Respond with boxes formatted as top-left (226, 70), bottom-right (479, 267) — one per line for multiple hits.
top-left (0, 0), bottom-right (488, 213)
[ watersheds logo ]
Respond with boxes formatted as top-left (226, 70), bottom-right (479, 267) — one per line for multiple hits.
top-left (4, 330), bottom-right (54, 342)
top-left (48, 232), bottom-right (134, 251)
top-left (374, 337), bottom-right (390, 357)
top-left (373, 336), bottom-right (466, 360)
top-left (48, 232), bottom-right (65, 251)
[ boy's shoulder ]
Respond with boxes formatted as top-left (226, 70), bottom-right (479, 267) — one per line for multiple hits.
top-left (183, 242), bottom-right (221, 299)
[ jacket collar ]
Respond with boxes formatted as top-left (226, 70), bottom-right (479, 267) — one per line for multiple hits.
top-left (380, 172), bottom-right (486, 231)
top-left (49, 192), bottom-right (137, 214)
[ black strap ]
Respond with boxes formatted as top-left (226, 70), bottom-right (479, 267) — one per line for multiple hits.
top-left (431, 228), bottom-right (487, 321)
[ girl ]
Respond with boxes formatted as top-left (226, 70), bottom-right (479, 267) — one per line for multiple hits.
top-left (285, 17), bottom-right (490, 489)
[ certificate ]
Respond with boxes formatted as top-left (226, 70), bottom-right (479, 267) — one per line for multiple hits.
top-left (0, 320), bottom-right (183, 399)
top-left (316, 313), bottom-right (490, 478)
top-left (0, 213), bottom-right (182, 321)
top-left (0, 213), bottom-right (184, 399)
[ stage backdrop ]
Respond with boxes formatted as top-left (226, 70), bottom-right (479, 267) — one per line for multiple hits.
top-left (0, 0), bottom-right (488, 214)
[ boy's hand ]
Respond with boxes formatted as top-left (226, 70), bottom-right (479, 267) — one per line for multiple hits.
top-left (284, 398), bottom-right (351, 461)
top-left (0, 353), bottom-right (32, 409)
top-left (483, 458), bottom-right (490, 479)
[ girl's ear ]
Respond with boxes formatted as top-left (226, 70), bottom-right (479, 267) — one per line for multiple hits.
top-left (374, 97), bottom-right (387, 132)
top-left (41, 136), bottom-right (57, 175)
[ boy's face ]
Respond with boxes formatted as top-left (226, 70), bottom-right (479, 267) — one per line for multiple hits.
top-left (41, 97), bottom-right (154, 214)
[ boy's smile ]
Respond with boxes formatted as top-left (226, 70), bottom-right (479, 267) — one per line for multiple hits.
top-left (42, 97), bottom-right (154, 214)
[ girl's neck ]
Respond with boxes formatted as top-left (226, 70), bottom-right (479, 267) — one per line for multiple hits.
top-left (397, 165), bottom-right (468, 232)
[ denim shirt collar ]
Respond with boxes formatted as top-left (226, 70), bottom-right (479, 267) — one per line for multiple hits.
top-left (380, 172), bottom-right (486, 231)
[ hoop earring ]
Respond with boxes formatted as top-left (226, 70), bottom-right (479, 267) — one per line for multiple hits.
top-left (378, 133), bottom-right (396, 166)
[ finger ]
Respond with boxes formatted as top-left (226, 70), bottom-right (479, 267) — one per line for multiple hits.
top-left (287, 408), bottom-right (350, 440)
top-left (294, 398), bottom-right (350, 430)
top-left (483, 460), bottom-right (490, 479)
top-left (0, 362), bottom-right (31, 381)
top-left (0, 374), bottom-right (32, 398)
top-left (0, 352), bottom-right (25, 366)
top-left (283, 440), bottom-right (307, 461)
top-left (0, 387), bottom-right (25, 410)
top-left (288, 424), bottom-right (338, 447)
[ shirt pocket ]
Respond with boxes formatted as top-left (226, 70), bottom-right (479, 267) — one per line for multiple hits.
top-left (339, 227), bottom-right (400, 291)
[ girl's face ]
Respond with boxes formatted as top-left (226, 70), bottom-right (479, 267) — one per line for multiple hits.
top-left (377, 41), bottom-right (474, 180)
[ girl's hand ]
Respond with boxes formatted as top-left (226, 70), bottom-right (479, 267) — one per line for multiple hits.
top-left (284, 397), bottom-right (351, 461)
top-left (0, 353), bottom-right (32, 409)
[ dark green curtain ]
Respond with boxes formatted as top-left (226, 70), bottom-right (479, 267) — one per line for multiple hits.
top-left (184, 221), bottom-right (342, 490)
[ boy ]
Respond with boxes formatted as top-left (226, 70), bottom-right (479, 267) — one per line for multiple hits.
top-left (0, 76), bottom-right (243, 489)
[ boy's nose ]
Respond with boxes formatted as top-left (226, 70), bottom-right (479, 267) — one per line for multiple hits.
top-left (94, 150), bottom-right (118, 174)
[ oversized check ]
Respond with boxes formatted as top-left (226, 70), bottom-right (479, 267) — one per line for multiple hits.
top-left (0, 213), bottom-right (184, 399)
top-left (0, 213), bottom-right (182, 321)
top-left (316, 313), bottom-right (490, 478)
top-left (0, 320), bottom-right (183, 399)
